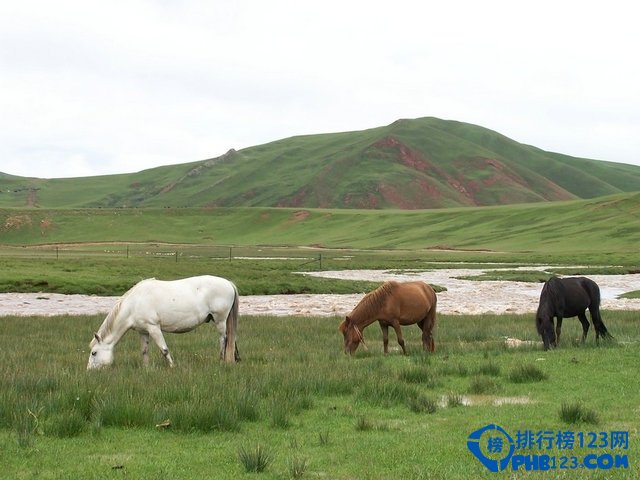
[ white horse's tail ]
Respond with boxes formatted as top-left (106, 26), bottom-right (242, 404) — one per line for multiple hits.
top-left (223, 284), bottom-right (239, 363)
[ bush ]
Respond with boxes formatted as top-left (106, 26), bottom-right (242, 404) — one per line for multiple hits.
top-left (468, 375), bottom-right (501, 394)
top-left (238, 444), bottom-right (273, 473)
top-left (508, 364), bottom-right (548, 383)
top-left (560, 402), bottom-right (599, 425)
top-left (406, 394), bottom-right (437, 414)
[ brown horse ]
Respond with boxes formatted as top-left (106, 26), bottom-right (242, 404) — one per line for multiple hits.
top-left (339, 281), bottom-right (437, 355)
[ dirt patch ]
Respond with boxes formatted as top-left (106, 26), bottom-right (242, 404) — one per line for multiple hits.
top-left (1, 267), bottom-right (639, 318)
top-left (4, 214), bottom-right (32, 230)
top-left (293, 210), bottom-right (310, 221)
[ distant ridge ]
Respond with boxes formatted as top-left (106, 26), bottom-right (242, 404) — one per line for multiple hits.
top-left (2, 117), bottom-right (640, 209)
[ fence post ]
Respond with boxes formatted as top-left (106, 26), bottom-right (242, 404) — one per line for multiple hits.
top-left (319, 253), bottom-right (322, 270)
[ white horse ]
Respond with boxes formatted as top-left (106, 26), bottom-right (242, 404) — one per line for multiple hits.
top-left (87, 275), bottom-right (239, 369)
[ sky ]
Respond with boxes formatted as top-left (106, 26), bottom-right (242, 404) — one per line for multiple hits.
top-left (1, 1), bottom-right (639, 179)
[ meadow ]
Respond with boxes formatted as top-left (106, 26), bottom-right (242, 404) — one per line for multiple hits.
top-left (1, 198), bottom-right (639, 478)
top-left (1, 191), bottom-right (640, 254)
top-left (1, 310), bottom-right (639, 479)
top-left (0, 243), bottom-right (638, 297)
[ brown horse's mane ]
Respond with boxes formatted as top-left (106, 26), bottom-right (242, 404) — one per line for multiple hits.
top-left (349, 281), bottom-right (397, 326)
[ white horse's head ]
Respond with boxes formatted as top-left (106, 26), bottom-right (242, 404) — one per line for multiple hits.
top-left (87, 333), bottom-right (115, 370)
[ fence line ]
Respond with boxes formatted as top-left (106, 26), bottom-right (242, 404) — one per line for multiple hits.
top-left (0, 245), bottom-right (326, 268)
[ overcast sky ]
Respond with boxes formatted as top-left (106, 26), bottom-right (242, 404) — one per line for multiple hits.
top-left (1, 1), bottom-right (639, 179)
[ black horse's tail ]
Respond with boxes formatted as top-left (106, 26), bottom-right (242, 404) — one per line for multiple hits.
top-left (592, 307), bottom-right (613, 339)
top-left (584, 278), bottom-right (613, 340)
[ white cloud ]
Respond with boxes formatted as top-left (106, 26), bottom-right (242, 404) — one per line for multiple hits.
top-left (1, 0), bottom-right (639, 178)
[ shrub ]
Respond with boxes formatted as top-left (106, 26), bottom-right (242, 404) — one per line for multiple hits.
top-left (288, 455), bottom-right (309, 479)
top-left (406, 394), bottom-right (437, 414)
top-left (468, 375), bottom-right (501, 394)
top-left (560, 402), bottom-right (599, 425)
top-left (318, 430), bottom-right (330, 446)
top-left (508, 364), bottom-right (548, 383)
top-left (238, 444), bottom-right (273, 473)
top-left (447, 393), bottom-right (465, 407)
top-left (399, 367), bottom-right (441, 388)
top-left (45, 411), bottom-right (86, 438)
top-left (477, 361), bottom-right (501, 376)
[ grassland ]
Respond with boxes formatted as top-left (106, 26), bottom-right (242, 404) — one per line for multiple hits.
top-left (1, 188), bottom-right (639, 478)
top-left (1, 310), bottom-right (639, 479)
top-left (1, 191), bottom-right (640, 257)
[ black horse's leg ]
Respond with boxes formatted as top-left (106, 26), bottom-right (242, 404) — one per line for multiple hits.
top-left (577, 312), bottom-right (590, 343)
top-left (554, 317), bottom-right (563, 347)
top-left (379, 321), bottom-right (390, 354)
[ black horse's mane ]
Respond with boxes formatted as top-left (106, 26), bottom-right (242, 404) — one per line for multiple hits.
top-left (536, 277), bottom-right (565, 333)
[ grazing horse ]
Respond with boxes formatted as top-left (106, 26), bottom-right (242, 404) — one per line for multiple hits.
top-left (87, 275), bottom-right (239, 369)
top-left (339, 281), bottom-right (437, 355)
top-left (535, 276), bottom-right (612, 350)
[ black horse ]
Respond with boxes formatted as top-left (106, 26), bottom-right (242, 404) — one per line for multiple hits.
top-left (535, 276), bottom-right (612, 350)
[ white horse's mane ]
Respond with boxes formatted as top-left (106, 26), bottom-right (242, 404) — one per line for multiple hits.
top-left (92, 279), bottom-right (156, 344)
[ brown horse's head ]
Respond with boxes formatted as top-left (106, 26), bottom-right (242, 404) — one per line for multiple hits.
top-left (339, 316), bottom-right (366, 354)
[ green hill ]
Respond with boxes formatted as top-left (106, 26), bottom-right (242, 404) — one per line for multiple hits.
top-left (2, 193), bottom-right (639, 254)
top-left (2, 117), bottom-right (640, 209)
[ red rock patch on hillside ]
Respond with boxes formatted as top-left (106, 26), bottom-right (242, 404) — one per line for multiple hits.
top-left (373, 136), bottom-right (433, 172)
top-left (439, 156), bottom-right (575, 204)
top-left (447, 157), bottom-right (533, 204)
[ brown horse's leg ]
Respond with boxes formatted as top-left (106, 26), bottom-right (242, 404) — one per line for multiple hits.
top-left (422, 329), bottom-right (435, 353)
top-left (391, 322), bottom-right (406, 354)
top-left (379, 322), bottom-right (390, 354)
top-left (421, 309), bottom-right (436, 353)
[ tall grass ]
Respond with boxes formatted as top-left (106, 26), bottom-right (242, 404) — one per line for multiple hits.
top-left (559, 402), bottom-right (600, 425)
top-left (508, 364), bottom-right (548, 383)
top-left (2, 310), bottom-right (640, 478)
top-left (238, 444), bottom-right (273, 473)
top-left (0, 311), bottom-right (637, 442)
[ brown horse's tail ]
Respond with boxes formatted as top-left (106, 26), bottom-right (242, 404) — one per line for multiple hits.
top-left (421, 283), bottom-right (437, 353)
top-left (427, 289), bottom-right (437, 352)
top-left (223, 284), bottom-right (239, 363)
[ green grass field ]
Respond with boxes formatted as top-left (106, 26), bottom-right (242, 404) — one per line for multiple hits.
top-left (1, 193), bottom-right (640, 478)
top-left (1, 311), bottom-right (638, 479)
top-left (1, 191), bottom-right (640, 255)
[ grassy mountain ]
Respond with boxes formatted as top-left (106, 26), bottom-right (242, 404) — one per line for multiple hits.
top-left (2, 117), bottom-right (640, 209)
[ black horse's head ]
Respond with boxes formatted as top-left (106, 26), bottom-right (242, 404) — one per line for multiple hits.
top-left (536, 279), bottom-right (561, 351)
top-left (535, 311), bottom-right (556, 351)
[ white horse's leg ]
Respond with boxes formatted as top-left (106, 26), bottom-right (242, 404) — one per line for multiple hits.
top-left (147, 326), bottom-right (175, 367)
top-left (139, 332), bottom-right (150, 366)
top-left (214, 317), bottom-right (227, 359)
